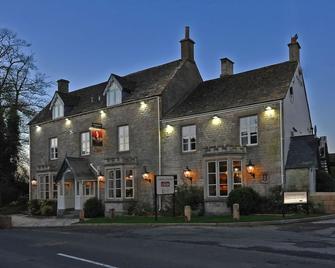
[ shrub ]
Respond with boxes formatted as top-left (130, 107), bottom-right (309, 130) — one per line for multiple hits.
top-left (28, 199), bottom-right (41, 215)
top-left (258, 185), bottom-right (283, 214)
top-left (227, 187), bottom-right (260, 215)
top-left (126, 201), bottom-right (152, 216)
top-left (40, 200), bottom-right (57, 216)
top-left (316, 170), bottom-right (335, 192)
top-left (175, 184), bottom-right (204, 216)
top-left (84, 197), bottom-right (104, 218)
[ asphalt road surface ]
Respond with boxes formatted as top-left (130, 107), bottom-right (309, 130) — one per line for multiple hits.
top-left (1, 219), bottom-right (335, 268)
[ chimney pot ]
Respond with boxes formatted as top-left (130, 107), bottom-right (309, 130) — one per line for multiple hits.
top-left (288, 34), bottom-right (301, 62)
top-left (185, 26), bottom-right (190, 39)
top-left (220, 58), bottom-right (234, 77)
top-left (57, 79), bottom-right (69, 93)
top-left (180, 26), bottom-right (195, 62)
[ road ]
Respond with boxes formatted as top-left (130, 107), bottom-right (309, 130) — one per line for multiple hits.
top-left (1, 219), bottom-right (335, 268)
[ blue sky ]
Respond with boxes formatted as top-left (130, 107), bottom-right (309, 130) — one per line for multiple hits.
top-left (2, 0), bottom-right (335, 150)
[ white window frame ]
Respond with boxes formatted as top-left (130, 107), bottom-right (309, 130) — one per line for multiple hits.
top-left (83, 181), bottom-right (95, 197)
top-left (50, 138), bottom-right (58, 160)
top-left (106, 87), bottom-right (122, 107)
top-left (182, 125), bottom-right (196, 152)
top-left (52, 98), bottom-right (64, 120)
top-left (38, 173), bottom-right (57, 200)
top-left (240, 115), bottom-right (258, 146)
top-left (232, 160), bottom-right (243, 189)
top-left (118, 125), bottom-right (129, 152)
top-left (125, 169), bottom-right (135, 199)
top-left (107, 168), bottom-right (122, 199)
top-left (80, 132), bottom-right (90, 156)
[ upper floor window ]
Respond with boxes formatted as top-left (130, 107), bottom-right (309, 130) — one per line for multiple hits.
top-left (182, 125), bottom-right (196, 152)
top-left (52, 98), bottom-right (64, 120)
top-left (118, 125), bottom-right (129, 152)
top-left (106, 87), bottom-right (122, 107)
top-left (81, 132), bottom-right (90, 156)
top-left (240, 115), bottom-right (258, 146)
top-left (50, 137), bottom-right (58, 160)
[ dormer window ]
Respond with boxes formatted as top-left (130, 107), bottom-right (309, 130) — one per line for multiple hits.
top-left (52, 97), bottom-right (64, 120)
top-left (106, 87), bottom-right (122, 107)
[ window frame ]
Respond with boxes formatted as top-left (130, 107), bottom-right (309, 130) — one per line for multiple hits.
top-left (124, 169), bottom-right (135, 199)
top-left (106, 87), bottom-right (122, 107)
top-left (50, 137), bottom-right (58, 160)
top-left (37, 173), bottom-right (57, 200)
top-left (80, 131), bottom-right (91, 156)
top-left (52, 98), bottom-right (64, 120)
top-left (240, 115), bottom-right (258, 146)
top-left (107, 168), bottom-right (122, 200)
top-left (118, 125), bottom-right (129, 152)
top-left (181, 125), bottom-right (197, 153)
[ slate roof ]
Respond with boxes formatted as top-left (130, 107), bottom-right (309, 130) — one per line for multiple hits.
top-left (165, 61), bottom-right (298, 118)
top-left (55, 156), bottom-right (96, 182)
top-left (286, 135), bottom-right (319, 169)
top-left (29, 59), bottom-right (183, 125)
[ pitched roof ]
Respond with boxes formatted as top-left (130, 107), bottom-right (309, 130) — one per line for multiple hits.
top-left (286, 135), bottom-right (319, 169)
top-left (55, 157), bottom-right (96, 182)
top-left (165, 61), bottom-right (298, 118)
top-left (29, 59), bottom-right (183, 125)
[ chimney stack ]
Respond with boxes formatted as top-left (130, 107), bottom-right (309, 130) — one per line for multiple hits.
top-left (288, 34), bottom-right (301, 62)
top-left (220, 58), bottom-right (234, 77)
top-left (180, 26), bottom-right (195, 62)
top-left (57, 79), bottom-right (69, 93)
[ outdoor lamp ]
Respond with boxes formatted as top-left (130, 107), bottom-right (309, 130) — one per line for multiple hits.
top-left (183, 166), bottom-right (193, 183)
top-left (246, 160), bottom-right (255, 178)
top-left (142, 166), bottom-right (151, 182)
top-left (98, 171), bottom-right (105, 182)
top-left (31, 177), bottom-right (37, 186)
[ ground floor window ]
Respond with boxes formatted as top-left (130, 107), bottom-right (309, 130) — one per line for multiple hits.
top-left (107, 168), bottom-right (122, 199)
top-left (106, 167), bottom-right (135, 199)
top-left (38, 173), bottom-right (57, 199)
top-left (125, 169), bottom-right (135, 199)
top-left (83, 181), bottom-right (95, 196)
top-left (206, 159), bottom-right (243, 197)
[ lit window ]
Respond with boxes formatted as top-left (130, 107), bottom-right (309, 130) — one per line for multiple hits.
top-left (83, 181), bottom-right (95, 196)
top-left (182, 125), bottom-right (196, 152)
top-left (233, 160), bottom-right (242, 189)
top-left (107, 87), bottom-right (122, 107)
top-left (81, 132), bottom-right (90, 156)
top-left (125, 169), bottom-right (135, 199)
top-left (52, 98), bottom-right (64, 119)
top-left (107, 168), bottom-right (122, 199)
top-left (118, 125), bottom-right (129, 152)
top-left (240, 115), bottom-right (258, 146)
top-left (50, 138), bottom-right (58, 160)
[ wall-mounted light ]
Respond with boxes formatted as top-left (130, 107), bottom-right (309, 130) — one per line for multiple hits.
top-left (246, 160), bottom-right (255, 178)
top-left (65, 118), bottom-right (71, 125)
top-left (36, 125), bottom-right (41, 132)
top-left (31, 177), bottom-right (37, 186)
top-left (100, 110), bottom-right (106, 118)
top-left (212, 115), bottom-right (222, 125)
top-left (165, 124), bottom-right (174, 134)
top-left (140, 101), bottom-right (148, 111)
top-left (183, 166), bottom-right (193, 184)
top-left (98, 171), bottom-right (105, 182)
top-left (264, 106), bottom-right (275, 118)
top-left (142, 166), bottom-right (151, 182)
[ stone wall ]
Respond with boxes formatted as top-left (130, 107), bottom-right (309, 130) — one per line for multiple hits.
top-left (310, 192), bottom-right (335, 214)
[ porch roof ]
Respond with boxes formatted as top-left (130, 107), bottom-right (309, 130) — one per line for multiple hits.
top-left (55, 157), bottom-right (97, 182)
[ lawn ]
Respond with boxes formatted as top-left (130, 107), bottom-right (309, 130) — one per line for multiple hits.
top-left (83, 213), bottom-right (323, 224)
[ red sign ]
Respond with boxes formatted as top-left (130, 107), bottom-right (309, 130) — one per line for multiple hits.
top-left (91, 128), bottom-right (104, 147)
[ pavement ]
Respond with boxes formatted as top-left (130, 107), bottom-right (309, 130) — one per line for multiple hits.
top-left (10, 214), bottom-right (79, 227)
top-left (1, 217), bottom-right (335, 267)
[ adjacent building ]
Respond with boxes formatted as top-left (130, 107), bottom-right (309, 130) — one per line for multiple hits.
top-left (29, 27), bottom-right (317, 215)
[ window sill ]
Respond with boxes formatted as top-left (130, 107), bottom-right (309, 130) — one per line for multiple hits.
top-left (182, 150), bottom-right (197, 154)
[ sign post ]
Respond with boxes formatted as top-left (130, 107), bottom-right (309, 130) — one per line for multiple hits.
top-left (282, 191), bottom-right (308, 217)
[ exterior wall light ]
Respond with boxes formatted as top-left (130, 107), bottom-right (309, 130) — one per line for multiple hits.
top-left (36, 125), bottom-right (41, 132)
top-left (100, 110), bottom-right (106, 118)
top-left (165, 124), bottom-right (174, 134)
top-left (140, 101), bottom-right (148, 111)
top-left (98, 171), bottom-right (105, 182)
top-left (31, 177), bottom-right (37, 186)
top-left (212, 115), bottom-right (221, 125)
top-left (65, 118), bottom-right (71, 125)
top-left (142, 166), bottom-right (151, 182)
top-left (264, 106), bottom-right (275, 118)
top-left (183, 166), bottom-right (193, 184)
top-left (246, 160), bottom-right (255, 178)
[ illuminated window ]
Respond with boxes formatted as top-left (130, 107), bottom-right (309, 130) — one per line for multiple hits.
top-left (50, 138), bottom-right (58, 160)
top-left (233, 160), bottom-right (242, 189)
top-left (182, 125), bottom-right (196, 152)
top-left (81, 132), bottom-right (90, 156)
top-left (83, 181), bottom-right (95, 196)
top-left (118, 125), bottom-right (129, 152)
top-left (125, 169), bottom-right (134, 199)
top-left (240, 115), bottom-right (258, 146)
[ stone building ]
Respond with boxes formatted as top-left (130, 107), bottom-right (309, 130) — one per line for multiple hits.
top-left (29, 27), bottom-right (315, 215)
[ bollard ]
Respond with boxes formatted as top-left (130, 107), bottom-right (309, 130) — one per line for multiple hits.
top-left (184, 205), bottom-right (192, 222)
top-left (233, 203), bottom-right (240, 221)
top-left (79, 209), bottom-right (85, 222)
top-left (0, 215), bottom-right (12, 229)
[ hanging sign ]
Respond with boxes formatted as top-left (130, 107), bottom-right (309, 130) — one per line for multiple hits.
top-left (156, 175), bottom-right (177, 195)
top-left (91, 127), bottom-right (104, 147)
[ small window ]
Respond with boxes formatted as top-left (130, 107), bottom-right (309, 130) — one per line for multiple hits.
top-left (125, 169), bottom-right (135, 199)
top-left (83, 181), bottom-right (95, 196)
top-left (233, 160), bottom-right (242, 189)
top-left (52, 98), bottom-right (64, 119)
top-left (81, 132), bottom-right (90, 156)
top-left (118, 125), bottom-right (129, 152)
top-left (50, 138), bottom-right (58, 160)
top-left (38, 174), bottom-right (50, 199)
top-left (182, 125), bottom-right (196, 152)
top-left (107, 88), bottom-right (122, 107)
top-left (240, 116), bottom-right (258, 146)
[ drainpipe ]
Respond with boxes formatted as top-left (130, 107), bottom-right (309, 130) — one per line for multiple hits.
top-left (157, 96), bottom-right (162, 175)
top-left (280, 100), bottom-right (285, 189)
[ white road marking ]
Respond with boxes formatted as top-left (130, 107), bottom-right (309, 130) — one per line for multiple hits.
top-left (57, 253), bottom-right (118, 268)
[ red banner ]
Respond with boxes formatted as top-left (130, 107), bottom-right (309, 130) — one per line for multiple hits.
top-left (91, 128), bottom-right (104, 147)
